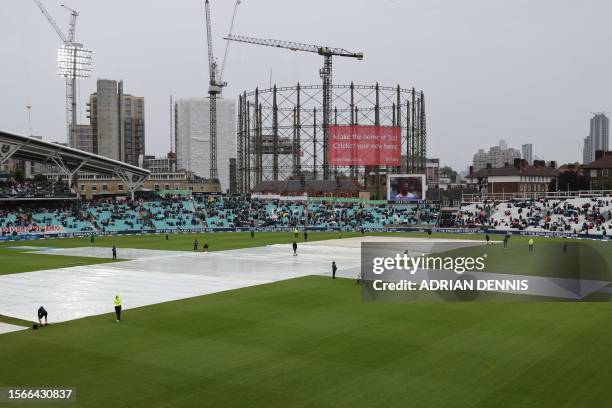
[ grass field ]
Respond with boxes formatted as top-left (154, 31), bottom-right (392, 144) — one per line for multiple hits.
top-left (441, 239), bottom-right (612, 280)
top-left (1, 276), bottom-right (611, 407)
top-left (0, 247), bottom-right (122, 276)
top-left (0, 230), bottom-right (503, 253)
top-left (1, 231), bottom-right (611, 407)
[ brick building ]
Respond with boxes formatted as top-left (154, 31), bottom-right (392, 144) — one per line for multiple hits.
top-left (466, 159), bottom-right (559, 195)
top-left (581, 151), bottom-right (612, 189)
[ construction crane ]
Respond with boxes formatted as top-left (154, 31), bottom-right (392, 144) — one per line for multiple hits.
top-left (204, 0), bottom-right (242, 180)
top-left (33, 1), bottom-right (92, 146)
top-left (225, 34), bottom-right (363, 179)
top-left (219, 0), bottom-right (241, 87)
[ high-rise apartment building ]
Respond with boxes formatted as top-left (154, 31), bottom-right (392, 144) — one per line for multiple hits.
top-left (69, 124), bottom-right (95, 153)
top-left (583, 135), bottom-right (593, 165)
top-left (472, 140), bottom-right (521, 171)
top-left (174, 97), bottom-right (236, 192)
top-left (87, 79), bottom-right (145, 166)
top-left (522, 143), bottom-right (533, 165)
top-left (583, 113), bottom-right (609, 164)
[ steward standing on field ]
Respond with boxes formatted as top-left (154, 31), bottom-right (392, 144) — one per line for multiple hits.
top-left (114, 295), bottom-right (122, 322)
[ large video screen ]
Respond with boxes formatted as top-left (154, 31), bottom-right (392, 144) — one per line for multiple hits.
top-left (328, 125), bottom-right (401, 166)
top-left (387, 174), bottom-right (426, 202)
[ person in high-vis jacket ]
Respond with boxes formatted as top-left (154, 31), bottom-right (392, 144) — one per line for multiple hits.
top-left (114, 295), bottom-right (122, 322)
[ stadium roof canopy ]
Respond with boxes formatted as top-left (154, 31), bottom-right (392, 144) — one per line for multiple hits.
top-left (0, 131), bottom-right (150, 195)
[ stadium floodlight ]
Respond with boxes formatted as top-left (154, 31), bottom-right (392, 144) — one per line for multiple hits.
top-left (57, 43), bottom-right (93, 78)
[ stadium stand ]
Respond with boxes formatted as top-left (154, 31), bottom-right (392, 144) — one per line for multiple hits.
top-left (0, 179), bottom-right (74, 199)
top-left (457, 197), bottom-right (612, 235)
top-left (0, 195), bottom-right (440, 236)
top-left (1, 172), bottom-right (611, 238)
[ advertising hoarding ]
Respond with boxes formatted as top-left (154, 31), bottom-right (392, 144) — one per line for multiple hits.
top-left (329, 125), bottom-right (401, 166)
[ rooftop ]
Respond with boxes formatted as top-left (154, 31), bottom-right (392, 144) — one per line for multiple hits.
top-left (582, 153), bottom-right (612, 170)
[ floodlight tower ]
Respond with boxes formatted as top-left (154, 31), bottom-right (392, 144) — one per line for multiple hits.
top-left (34, 0), bottom-right (92, 145)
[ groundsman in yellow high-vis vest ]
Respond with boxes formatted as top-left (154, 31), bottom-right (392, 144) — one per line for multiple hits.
top-left (114, 295), bottom-right (122, 322)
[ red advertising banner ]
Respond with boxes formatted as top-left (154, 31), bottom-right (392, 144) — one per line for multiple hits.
top-left (329, 125), bottom-right (401, 166)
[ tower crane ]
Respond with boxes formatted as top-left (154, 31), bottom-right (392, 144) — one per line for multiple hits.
top-left (224, 34), bottom-right (363, 179)
top-left (204, 0), bottom-right (242, 180)
top-left (33, 1), bottom-right (92, 146)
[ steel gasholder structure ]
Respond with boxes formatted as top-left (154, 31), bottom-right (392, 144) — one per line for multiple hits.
top-left (237, 83), bottom-right (427, 194)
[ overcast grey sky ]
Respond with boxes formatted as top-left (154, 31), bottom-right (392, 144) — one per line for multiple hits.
top-left (1, 0), bottom-right (611, 171)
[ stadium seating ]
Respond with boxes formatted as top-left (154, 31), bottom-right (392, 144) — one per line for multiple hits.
top-left (4, 193), bottom-right (611, 236)
top-left (0, 180), bottom-right (74, 199)
top-left (0, 197), bottom-right (440, 235)
top-left (457, 197), bottom-right (612, 235)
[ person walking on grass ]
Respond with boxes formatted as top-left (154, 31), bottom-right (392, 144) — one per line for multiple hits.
top-left (90, 235), bottom-right (95, 244)
top-left (37, 306), bottom-right (48, 326)
top-left (112, 245), bottom-right (117, 260)
top-left (304, 231), bottom-right (308, 241)
top-left (332, 261), bottom-right (337, 279)
top-left (193, 239), bottom-right (199, 251)
top-left (528, 238), bottom-right (534, 252)
top-left (503, 235), bottom-right (508, 248)
top-left (292, 241), bottom-right (298, 256)
top-left (485, 234), bottom-right (490, 245)
top-left (251, 230), bottom-right (255, 239)
top-left (114, 295), bottom-right (122, 322)
top-left (293, 228), bottom-right (299, 239)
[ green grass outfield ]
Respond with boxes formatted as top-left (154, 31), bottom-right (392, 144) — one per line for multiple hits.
top-left (1, 276), bottom-right (612, 408)
top-left (0, 230), bottom-right (481, 252)
top-left (0, 247), bottom-right (122, 276)
top-left (440, 239), bottom-right (612, 280)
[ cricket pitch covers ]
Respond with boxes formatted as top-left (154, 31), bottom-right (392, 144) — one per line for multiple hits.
top-left (0, 236), bottom-right (479, 323)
